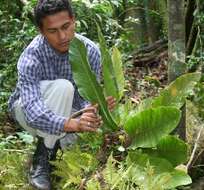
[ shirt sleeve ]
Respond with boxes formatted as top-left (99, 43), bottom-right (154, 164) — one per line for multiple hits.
top-left (89, 45), bottom-right (101, 82)
top-left (18, 51), bottom-right (66, 135)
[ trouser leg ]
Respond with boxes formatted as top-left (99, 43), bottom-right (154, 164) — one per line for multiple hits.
top-left (14, 79), bottom-right (75, 149)
top-left (37, 79), bottom-right (75, 149)
top-left (14, 79), bottom-right (77, 189)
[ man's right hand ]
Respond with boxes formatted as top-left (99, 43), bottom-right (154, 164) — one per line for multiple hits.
top-left (64, 105), bottom-right (103, 132)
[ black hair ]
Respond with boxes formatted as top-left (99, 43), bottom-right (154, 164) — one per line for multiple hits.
top-left (34, 0), bottom-right (74, 28)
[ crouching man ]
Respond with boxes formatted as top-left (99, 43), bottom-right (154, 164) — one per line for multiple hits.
top-left (8, 0), bottom-right (115, 189)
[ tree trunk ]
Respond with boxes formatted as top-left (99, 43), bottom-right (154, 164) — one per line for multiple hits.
top-left (138, 3), bottom-right (149, 45)
top-left (124, 3), bottom-right (149, 45)
top-left (168, 0), bottom-right (186, 140)
top-left (197, 1), bottom-right (204, 73)
top-left (157, 0), bottom-right (168, 35)
top-left (146, 0), bottom-right (162, 43)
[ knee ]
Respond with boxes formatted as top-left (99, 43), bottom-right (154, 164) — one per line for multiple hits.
top-left (53, 79), bottom-right (74, 96)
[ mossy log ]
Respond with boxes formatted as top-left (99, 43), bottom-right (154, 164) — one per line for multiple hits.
top-left (133, 39), bottom-right (168, 67)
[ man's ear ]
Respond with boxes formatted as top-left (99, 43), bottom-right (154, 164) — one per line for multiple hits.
top-left (39, 27), bottom-right (44, 35)
top-left (39, 27), bottom-right (47, 37)
top-left (70, 15), bottom-right (75, 22)
top-left (72, 17), bottom-right (76, 27)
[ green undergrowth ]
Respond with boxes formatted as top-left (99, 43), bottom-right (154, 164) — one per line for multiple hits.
top-left (0, 132), bottom-right (34, 189)
top-left (0, 151), bottom-right (33, 190)
top-left (0, 132), bottom-right (104, 190)
top-left (0, 143), bottom-right (33, 189)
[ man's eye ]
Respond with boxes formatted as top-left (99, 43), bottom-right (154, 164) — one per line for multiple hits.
top-left (48, 30), bottom-right (56, 33)
top-left (63, 24), bottom-right (70, 30)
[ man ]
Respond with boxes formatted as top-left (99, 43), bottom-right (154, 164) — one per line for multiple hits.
top-left (8, 0), bottom-right (115, 189)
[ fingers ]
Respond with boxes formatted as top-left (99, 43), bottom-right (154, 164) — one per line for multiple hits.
top-left (106, 96), bottom-right (116, 112)
top-left (64, 118), bottom-right (101, 133)
top-left (71, 104), bottom-right (99, 119)
top-left (77, 118), bottom-right (103, 132)
top-left (81, 112), bottom-right (102, 124)
top-left (82, 104), bottom-right (98, 114)
top-left (79, 115), bottom-right (102, 128)
top-left (78, 125), bottom-right (97, 132)
top-left (85, 98), bottom-right (117, 113)
top-left (77, 104), bottom-right (103, 132)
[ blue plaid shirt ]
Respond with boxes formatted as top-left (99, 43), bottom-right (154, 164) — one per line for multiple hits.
top-left (8, 33), bottom-right (101, 135)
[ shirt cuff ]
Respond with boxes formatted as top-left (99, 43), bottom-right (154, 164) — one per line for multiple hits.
top-left (51, 115), bottom-right (67, 135)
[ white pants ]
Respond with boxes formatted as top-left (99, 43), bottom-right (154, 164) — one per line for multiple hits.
top-left (14, 79), bottom-right (77, 149)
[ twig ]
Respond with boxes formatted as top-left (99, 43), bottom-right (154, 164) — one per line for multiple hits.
top-left (78, 178), bottom-right (86, 190)
top-left (186, 123), bottom-right (204, 170)
top-left (191, 164), bottom-right (204, 168)
top-left (2, 149), bottom-right (31, 154)
top-left (191, 148), bottom-right (204, 166)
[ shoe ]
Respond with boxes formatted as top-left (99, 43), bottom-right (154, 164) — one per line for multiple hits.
top-left (29, 137), bottom-right (59, 190)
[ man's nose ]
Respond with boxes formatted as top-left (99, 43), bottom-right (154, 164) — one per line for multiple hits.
top-left (58, 30), bottom-right (66, 41)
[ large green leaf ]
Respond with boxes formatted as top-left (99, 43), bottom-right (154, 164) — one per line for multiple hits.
top-left (124, 107), bottom-right (181, 148)
top-left (127, 152), bottom-right (191, 189)
top-left (98, 25), bottom-right (121, 101)
top-left (127, 151), bottom-right (174, 174)
top-left (134, 97), bottom-right (154, 114)
top-left (164, 170), bottom-right (192, 189)
top-left (69, 37), bottom-right (118, 131)
top-left (143, 136), bottom-right (188, 167)
top-left (152, 72), bottom-right (201, 108)
top-left (117, 99), bottom-right (136, 126)
top-left (111, 47), bottom-right (125, 100)
top-left (156, 136), bottom-right (188, 167)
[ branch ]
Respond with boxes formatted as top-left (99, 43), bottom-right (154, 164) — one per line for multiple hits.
top-left (191, 148), bottom-right (204, 166)
top-left (186, 123), bottom-right (204, 170)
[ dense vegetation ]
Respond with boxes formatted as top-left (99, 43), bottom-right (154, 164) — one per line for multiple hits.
top-left (0, 0), bottom-right (204, 189)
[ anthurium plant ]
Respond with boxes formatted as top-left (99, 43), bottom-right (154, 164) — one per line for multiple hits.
top-left (68, 31), bottom-right (201, 189)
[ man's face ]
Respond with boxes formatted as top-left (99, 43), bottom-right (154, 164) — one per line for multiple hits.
top-left (40, 11), bottom-right (75, 53)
